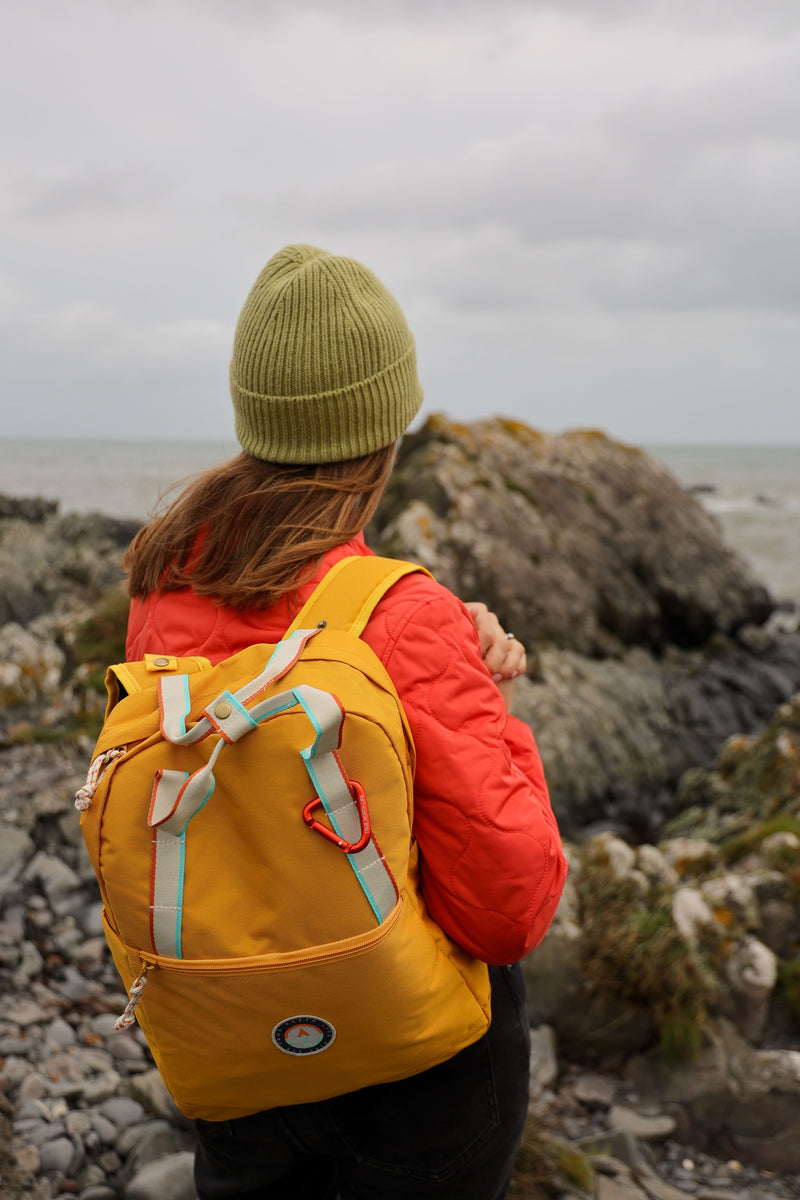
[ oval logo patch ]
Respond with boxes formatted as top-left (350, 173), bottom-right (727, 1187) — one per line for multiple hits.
top-left (272, 1016), bottom-right (336, 1056)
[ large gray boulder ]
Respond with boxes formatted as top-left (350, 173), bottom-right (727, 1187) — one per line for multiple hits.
top-left (371, 416), bottom-right (772, 656)
top-left (371, 417), bottom-right (800, 833)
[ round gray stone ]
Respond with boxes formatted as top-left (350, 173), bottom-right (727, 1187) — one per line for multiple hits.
top-left (107, 1034), bottom-right (145, 1062)
top-left (65, 1109), bottom-right (93, 1138)
top-left (38, 1134), bottom-right (76, 1173)
top-left (46, 1016), bottom-right (77, 1047)
top-left (0, 824), bottom-right (34, 881)
top-left (90, 1013), bottom-right (120, 1040)
top-left (16, 1070), bottom-right (49, 1103)
top-left (125, 1151), bottom-right (197, 1200)
top-left (90, 1113), bottom-right (119, 1145)
top-left (97, 1095), bottom-right (145, 1127)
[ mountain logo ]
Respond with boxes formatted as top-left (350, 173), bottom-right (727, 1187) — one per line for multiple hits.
top-left (272, 1015), bottom-right (337, 1056)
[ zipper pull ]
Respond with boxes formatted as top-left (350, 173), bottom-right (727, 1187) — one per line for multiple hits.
top-left (74, 747), bottom-right (126, 812)
top-left (114, 962), bottom-right (154, 1030)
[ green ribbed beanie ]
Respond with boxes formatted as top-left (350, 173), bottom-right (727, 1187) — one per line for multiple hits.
top-left (230, 244), bottom-right (423, 463)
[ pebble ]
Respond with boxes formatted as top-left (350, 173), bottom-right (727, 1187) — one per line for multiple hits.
top-left (96, 1149), bottom-right (122, 1174)
top-left (126, 1151), bottom-right (197, 1200)
top-left (15, 1141), bottom-right (41, 1173)
top-left (15, 939), bottom-right (44, 984)
top-left (46, 1017), bottom-right (77, 1048)
top-left (78, 900), bottom-right (106, 938)
top-left (107, 1033), bottom-right (145, 1062)
top-left (90, 1113), bottom-right (118, 1145)
top-left (0, 824), bottom-right (34, 880)
top-left (24, 850), bottom-right (82, 902)
top-left (5, 997), bottom-right (50, 1026)
top-left (64, 1110), bottom-right (92, 1138)
top-left (608, 1104), bottom-right (677, 1142)
top-left (90, 1014), bottom-right (121, 1040)
top-left (123, 1123), bottom-right (194, 1176)
top-left (80, 1071), bottom-right (122, 1105)
top-left (79, 1166), bottom-right (110, 1189)
top-left (575, 1071), bottom-right (617, 1108)
top-left (38, 1135), bottom-right (76, 1173)
top-left (97, 1096), bottom-right (145, 1127)
top-left (24, 1119), bottom-right (67, 1146)
top-left (17, 1071), bottom-right (50, 1103)
top-left (127, 1066), bottom-right (184, 1122)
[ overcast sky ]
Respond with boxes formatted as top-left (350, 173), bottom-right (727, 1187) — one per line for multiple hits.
top-left (2, 0), bottom-right (799, 446)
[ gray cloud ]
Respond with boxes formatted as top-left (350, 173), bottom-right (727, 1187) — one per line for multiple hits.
top-left (1, 0), bottom-right (798, 443)
top-left (13, 166), bottom-right (172, 221)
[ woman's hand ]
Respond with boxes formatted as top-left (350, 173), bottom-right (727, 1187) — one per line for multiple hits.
top-left (464, 602), bottom-right (526, 710)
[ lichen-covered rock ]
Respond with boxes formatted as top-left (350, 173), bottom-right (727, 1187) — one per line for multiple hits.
top-left (0, 623), bottom-right (64, 708)
top-left (368, 418), bottom-right (800, 833)
top-left (371, 416), bottom-right (772, 655)
top-left (662, 693), bottom-right (800, 846)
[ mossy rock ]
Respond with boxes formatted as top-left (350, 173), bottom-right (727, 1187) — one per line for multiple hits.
top-left (578, 841), bottom-right (719, 1063)
top-left (720, 816), bottom-right (800, 867)
top-left (72, 583), bottom-right (129, 674)
top-left (509, 1122), bottom-right (593, 1199)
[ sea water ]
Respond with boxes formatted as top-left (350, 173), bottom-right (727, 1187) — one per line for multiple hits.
top-left (1, 437), bottom-right (798, 602)
top-left (648, 444), bottom-right (800, 604)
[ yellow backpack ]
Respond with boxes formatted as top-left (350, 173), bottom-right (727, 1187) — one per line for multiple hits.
top-left (76, 556), bottom-right (490, 1120)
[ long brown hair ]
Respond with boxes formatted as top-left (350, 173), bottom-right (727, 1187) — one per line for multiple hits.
top-left (124, 445), bottom-right (395, 610)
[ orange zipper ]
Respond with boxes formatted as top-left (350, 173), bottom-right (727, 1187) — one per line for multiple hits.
top-left (137, 897), bottom-right (403, 976)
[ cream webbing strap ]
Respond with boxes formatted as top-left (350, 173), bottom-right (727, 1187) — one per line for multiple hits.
top-left (158, 626), bottom-right (321, 746)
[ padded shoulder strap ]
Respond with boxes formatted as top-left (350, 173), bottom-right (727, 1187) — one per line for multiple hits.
top-left (287, 555), bottom-right (430, 638)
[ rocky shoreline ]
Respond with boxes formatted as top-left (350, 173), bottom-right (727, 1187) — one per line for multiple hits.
top-left (3, 735), bottom-right (799, 1200)
top-left (2, 417), bottom-right (800, 1199)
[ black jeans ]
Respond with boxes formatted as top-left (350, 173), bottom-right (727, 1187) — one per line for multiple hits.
top-left (194, 964), bottom-right (531, 1200)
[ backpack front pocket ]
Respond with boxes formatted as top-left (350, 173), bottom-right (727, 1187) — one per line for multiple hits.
top-left (103, 896), bottom-right (488, 1120)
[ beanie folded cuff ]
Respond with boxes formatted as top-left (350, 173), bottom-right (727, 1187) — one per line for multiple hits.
top-left (231, 342), bottom-right (423, 464)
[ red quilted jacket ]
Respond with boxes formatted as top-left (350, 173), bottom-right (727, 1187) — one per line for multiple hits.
top-left (126, 533), bottom-right (567, 965)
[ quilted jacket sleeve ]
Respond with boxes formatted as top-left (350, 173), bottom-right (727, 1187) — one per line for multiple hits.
top-left (373, 581), bottom-right (567, 966)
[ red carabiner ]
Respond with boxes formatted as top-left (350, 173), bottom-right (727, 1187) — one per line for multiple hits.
top-left (303, 780), bottom-right (371, 854)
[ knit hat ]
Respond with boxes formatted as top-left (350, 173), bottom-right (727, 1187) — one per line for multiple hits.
top-left (230, 244), bottom-right (423, 464)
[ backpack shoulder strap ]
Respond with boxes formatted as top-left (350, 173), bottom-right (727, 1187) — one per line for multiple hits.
top-left (286, 555), bottom-right (431, 637)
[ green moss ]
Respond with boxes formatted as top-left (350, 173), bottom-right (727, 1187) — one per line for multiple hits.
top-left (709, 713), bottom-right (800, 818)
top-left (72, 584), bottom-right (129, 671)
top-left (578, 844), bottom-right (719, 1063)
top-left (6, 711), bottom-right (102, 745)
top-left (657, 1012), bottom-right (705, 1062)
top-left (720, 816), bottom-right (800, 866)
top-left (552, 1142), bottom-right (594, 1192)
top-left (507, 1122), bottom-right (550, 1199)
top-left (508, 1125), bottom-right (592, 1199)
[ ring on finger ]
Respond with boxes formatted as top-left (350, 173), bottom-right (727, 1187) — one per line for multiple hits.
top-left (505, 631), bottom-right (515, 640)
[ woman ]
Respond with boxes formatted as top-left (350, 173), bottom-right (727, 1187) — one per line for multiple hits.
top-left (124, 244), bottom-right (567, 1200)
